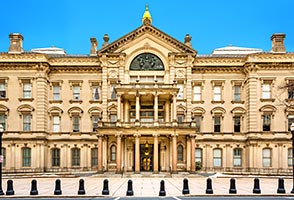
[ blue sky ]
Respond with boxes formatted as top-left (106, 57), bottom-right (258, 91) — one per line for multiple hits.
top-left (1, 0), bottom-right (293, 54)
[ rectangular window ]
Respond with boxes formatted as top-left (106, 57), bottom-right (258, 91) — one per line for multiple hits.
top-left (262, 148), bottom-right (271, 167)
top-left (52, 148), bottom-right (60, 167)
top-left (71, 148), bottom-right (80, 166)
top-left (110, 114), bottom-right (117, 122)
top-left (72, 116), bottom-right (79, 132)
top-left (23, 82), bottom-right (32, 98)
top-left (288, 82), bottom-right (294, 99)
top-left (213, 86), bottom-right (221, 101)
top-left (22, 148), bottom-right (31, 167)
top-left (234, 116), bottom-right (241, 132)
top-left (73, 86), bottom-right (80, 100)
top-left (1, 148), bottom-right (5, 167)
top-left (233, 149), bottom-right (242, 167)
top-left (288, 148), bottom-right (293, 166)
top-left (91, 148), bottom-right (98, 167)
top-left (177, 114), bottom-right (185, 123)
top-left (214, 116), bottom-right (221, 132)
top-left (288, 115), bottom-right (294, 131)
top-left (195, 148), bottom-right (202, 170)
top-left (23, 114), bottom-right (31, 131)
top-left (53, 116), bottom-right (60, 132)
top-left (262, 83), bottom-right (271, 99)
top-left (262, 115), bottom-right (271, 131)
top-left (213, 149), bottom-right (222, 167)
top-left (92, 86), bottom-right (100, 101)
top-left (110, 84), bottom-right (116, 99)
top-left (0, 114), bottom-right (6, 131)
top-left (193, 86), bottom-right (201, 101)
top-left (233, 86), bottom-right (241, 101)
top-left (177, 84), bottom-right (184, 99)
top-left (0, 82), bottom-right (6, 98)
top-left (195, 116), bottom-right (201, 132)
top-left (92, 115), bottom-right (99, 131)
top-left (53, 85), bottom-right (60, 100)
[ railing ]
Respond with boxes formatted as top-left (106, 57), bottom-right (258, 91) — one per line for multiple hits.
top-left (117, 83), bottom-right (176, 89)
top-left (101, 121), bottom-right (193, 128)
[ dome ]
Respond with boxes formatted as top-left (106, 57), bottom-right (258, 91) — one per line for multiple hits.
top-left (212, 45), bottom-right (262, 55)
top-left (31, 46), bottom-right (66, 55)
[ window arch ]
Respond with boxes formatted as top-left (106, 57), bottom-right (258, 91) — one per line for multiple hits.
top-left (130, 53), bottom-right (164, 71)
top-left (110, 144), bottom-right (116, 162)
top-left (177, 144), bottom-right (184, 161)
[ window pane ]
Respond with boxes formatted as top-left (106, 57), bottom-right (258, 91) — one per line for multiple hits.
top-left (92, 87), bottom-right (100, 100)
top-left (22, 148), bottom-right (31, 167)
top-left (53, 116), bottom-right (60, 132)
top-left (262, 148), bottom-right (271, 167)
top-left (262, 84), bottom-right (271, 99)
top-left (1, 148), bottom-right (5, 167)
top-left (177, 145), bottom-right (183, 161)
top-left (234, 86), bottom-right (241, 101)
top-left (195, 116), bottom-right (201, 132)
top-left (73, 116), bottom-right (79, 132)
top-left (73, 86), bottom-right (80, 100)
top-left (23, 114), bottom-right (31, 131)
top-left (213, 149), bottom-right (222, 167)
top-left (233, 149), bottom-right (242, 167)
top-left (52, 148), bottom-right (60, 167)
top-left (53, 85), bottom-right (60, 100)
top-left (177, 84), bottom-right (184, 99)
top-left (288, 148), bottom-right (293, 166)
top-left (111, 145), bottom-right (116, 161)
top-left (71, 148), bottom-right (80, 166)
top-left (263, 115), bottom-right (271, 131)
top-left (91, 148), bottom-right (98, 166)
top-left (234, 117), bottom-right (241, 132)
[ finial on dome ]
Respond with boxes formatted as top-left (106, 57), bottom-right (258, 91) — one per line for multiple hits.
top-left (142, 4), bottom-right (152, 25)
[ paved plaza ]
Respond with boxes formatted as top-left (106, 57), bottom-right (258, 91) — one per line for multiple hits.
top-left (1, 174), bottom-right (294, 197)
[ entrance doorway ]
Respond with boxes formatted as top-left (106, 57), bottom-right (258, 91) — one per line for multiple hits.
top-left (140, 144), bottom-right (153, 171)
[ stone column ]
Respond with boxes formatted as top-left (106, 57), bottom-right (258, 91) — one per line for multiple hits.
top-left (117, 94), bottom-right (121, 122)
top-left (153, 133), bottom-right (159, 173)
top-left (190, 135), bottom-right (196, 173)
top-left (165, 100), bottom-right (170, 123)
top-left (98, 135), bottom-right (103, 173)
top-left (116, 133), bottom-right (122, 173)
top-left (172, 132), bottom-right (178, 173)
top-left (173, 94), bottom-right (177, 122)
top-left (134, 133), bottom-right (140, 173)
top-left (124, 100), bottom-right (130, 122)
top-left (135, 92), bottom-right (140, 122)
top-left (154, 92), bottom-right (158, 123)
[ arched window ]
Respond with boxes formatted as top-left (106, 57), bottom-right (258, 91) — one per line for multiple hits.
top-left (262, 148), bottom-right (271, 167)
top-left (110, 145), bottom-right (116, 161)
top-left (91, 148), bottom-right (98, 167)
top-left (71, 148), bottom-right (80, 166)
top-left (22, 147), bottom-right (31, 167)
top-left (213, 148), bottom-right (222, 167)
top-left (177, 144), bottom-right (184, 161)
top-left (130, 53), bottom-right (164, 71)
top-left (51, 148), bottom-right (60, 167)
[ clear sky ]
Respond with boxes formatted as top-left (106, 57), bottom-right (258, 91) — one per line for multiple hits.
top-left (1, 0), bottom-right (293, 54)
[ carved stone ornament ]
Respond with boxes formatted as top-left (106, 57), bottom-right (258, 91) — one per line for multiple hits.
top-left (130, 53), bottom-right (164, 71)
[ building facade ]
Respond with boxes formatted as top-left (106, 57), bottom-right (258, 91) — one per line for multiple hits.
top-left (0, 7), bottom-right (294, 175)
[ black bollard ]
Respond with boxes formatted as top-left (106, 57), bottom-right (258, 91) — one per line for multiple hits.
top-left (78, 179), bottom-right (86, 195)
top-left (54, 179), bottom-right (62, 195)
top-left (126, 179), bottom-right (134, 196)
top-left (253, 178), bottom-right (261, 194)
top-left (229, 178), bottom-right (237, 194)
top-left (182, 178), bottom-right (190, 194)
top-left (6, 179), bottom-right (14, 195)
top-left (159, 180), bottom-right (166, 196)
top-left (102, 179), bottom-right (110, 195)
top-left (30, 179), bottom-right (38, 195)
top-left (277, 177), bottom-right (286, 194)
top-left (206, 178), bottom-right (213, 194)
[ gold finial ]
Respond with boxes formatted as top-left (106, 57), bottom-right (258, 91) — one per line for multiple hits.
top-left (142, 4), bottom-right (152, 25)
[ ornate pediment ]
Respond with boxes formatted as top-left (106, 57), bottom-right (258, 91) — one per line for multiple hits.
top-left (98, 24), bottom-right (197, 54)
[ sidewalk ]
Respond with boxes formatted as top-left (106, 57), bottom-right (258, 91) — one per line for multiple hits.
top-left (1, 175), bottom-right (294, 197)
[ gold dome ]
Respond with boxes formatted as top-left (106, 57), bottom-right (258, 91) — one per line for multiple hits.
top-left (142, 4), bottom-right (152, 24)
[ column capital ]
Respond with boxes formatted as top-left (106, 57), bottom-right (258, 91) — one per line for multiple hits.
top-left (134, 132), bottom-right (141, 137)
top-left (153, 133), bottom-right (160, 137)
top-left (171, 132), bottom-right (178, 137)
top-left (96, 133), bottom-right (104, 138)
top-left (115, 132), bottom-right (122, 138)
top-left (189, 133), bottom-right (197, 138)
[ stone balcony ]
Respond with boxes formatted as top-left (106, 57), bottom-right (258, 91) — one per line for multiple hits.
top-left (100, 121), bottom-right (195, 128)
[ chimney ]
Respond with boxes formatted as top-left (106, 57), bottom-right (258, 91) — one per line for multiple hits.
top-left (90, 37), bottom-right (98, 56)
top-left (184, 34), bottom-right (192, 47)
top-left (8, 33), bottom-right (24, 54)
top-left (271, 33), bottom-right (286, 53)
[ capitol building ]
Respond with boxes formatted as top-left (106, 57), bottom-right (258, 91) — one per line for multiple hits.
top-left (0, 6), bottom-right (293, 176)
